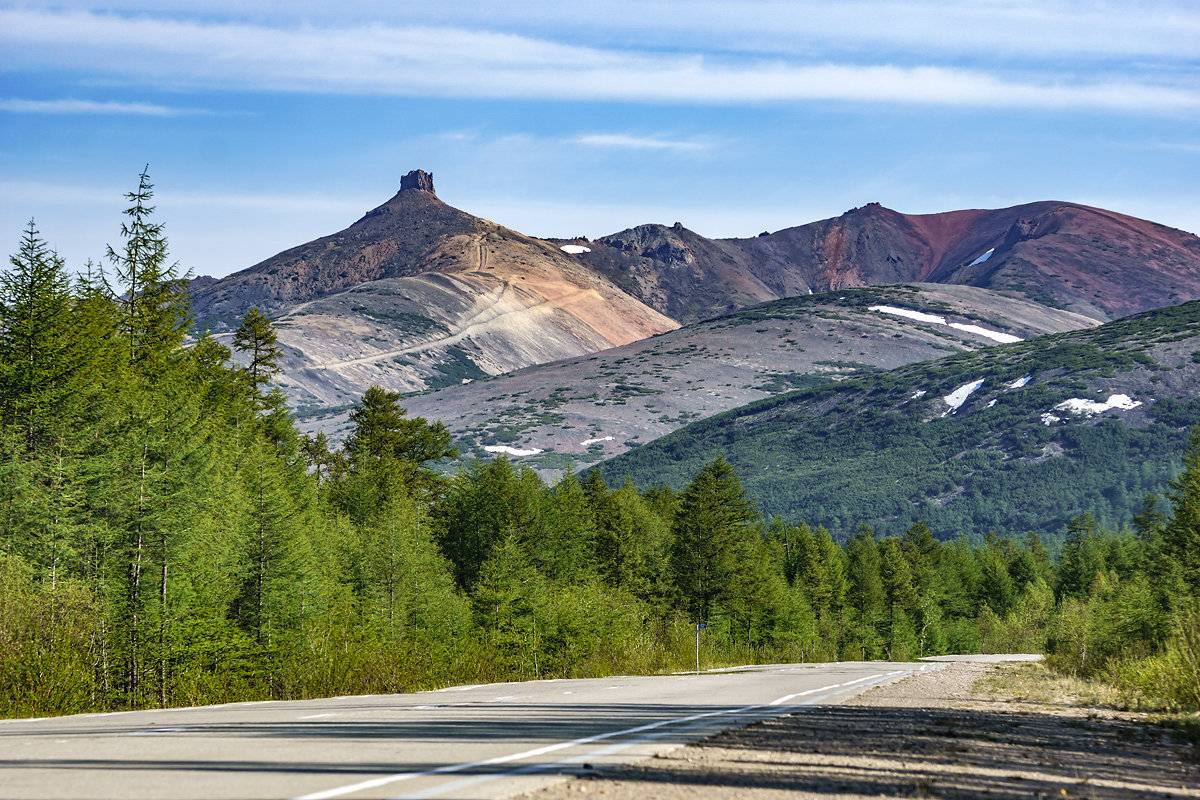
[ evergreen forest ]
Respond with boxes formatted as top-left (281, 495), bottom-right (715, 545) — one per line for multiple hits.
top-left (3, 172), bottom-right (1198, 718)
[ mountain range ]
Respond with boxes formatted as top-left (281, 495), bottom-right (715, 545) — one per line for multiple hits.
top-left (189, 170), bottom-right (1200, 539)
top-left (191, 170), bottom-right (1200, 413)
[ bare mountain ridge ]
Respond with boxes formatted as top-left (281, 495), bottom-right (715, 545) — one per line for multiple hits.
top-left (197, 171), bottom-right (677, 408)
top-left (191, 171), bottom-right (480, 329)
top-left (299, 284), bottom-right (1102, 468)
top-left (190, 173), bottom-right (1200, 409)
top-left (579, 201), bottom-right (1200, 323)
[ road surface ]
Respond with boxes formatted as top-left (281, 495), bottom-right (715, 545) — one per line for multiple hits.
top-left (0, 661), bottom-right (941, 800)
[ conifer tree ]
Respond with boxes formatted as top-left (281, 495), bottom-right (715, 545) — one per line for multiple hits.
top-left (232, 307), bottom-right (282, 402)
top-left (845, 525), bottom-right (885, 659)
top-left (343, 386), bottom-right (455, 503)
top-left (0, 221), bottom-right (76, 450)
top-left (104, 166), bottom-right (190, 373)
top-left (1163, 427), bottom-right (1200, 594)
top-left (670, 456), bottom-right (759, 624)
top-left (540, 473), bottom-right (597, 582)
top-left (1057, 512), bottom-right (1105, 599)
top-left (437, 457), bottom-right (544, 590)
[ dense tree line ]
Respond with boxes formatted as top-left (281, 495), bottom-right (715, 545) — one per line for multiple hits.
top-left (2, 172), bottom-right (1197, 717)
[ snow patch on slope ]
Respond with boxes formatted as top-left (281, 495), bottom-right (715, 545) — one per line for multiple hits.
top-left (560, 244), bottom-right (592, 255)
top-left (943, 379), bottom-right (985, 414)
top-left (869, 305), bottom-right (946, 325)
top-left (1008, 374), bottom-right (1032, 389)
top-left (483, 445), bottom-right (543, 457)
top-left (869, 306), bottom-right (1021, 345)
top-left (1041, 394), bottom-right (1142, 425)
top-left (948, 322), bottom-right (1023, 344)
top-left (581, 436), bottom-right (615, 446)
top-left (968, 248), bottom-right (995, 266)
top-left (1055, 394), bottom-right (1142, 415)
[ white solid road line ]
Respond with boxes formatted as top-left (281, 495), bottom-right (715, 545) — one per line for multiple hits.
top-left (292, 704), bottom-right (759, 800)
top-left (294, 669), bottom-right (917, 800)
top-left (387, 670), bottom-right (917, 800)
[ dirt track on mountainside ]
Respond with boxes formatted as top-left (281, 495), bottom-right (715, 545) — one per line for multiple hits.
top-left (518, 661), bottom-right (1200, 800)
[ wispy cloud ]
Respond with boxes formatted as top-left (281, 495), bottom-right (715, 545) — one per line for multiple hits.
top-left (2, 9), bottom-right (1196, 115)
top-left (572, 134), bottom-right (712, 152)
top-left (0, 98), bottom-right (190, 115)
top-left (21, 2), bottom-right (1200, 61)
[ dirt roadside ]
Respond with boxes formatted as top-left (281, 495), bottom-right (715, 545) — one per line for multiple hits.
top-left (517, 661), bottom-right (1200, 800)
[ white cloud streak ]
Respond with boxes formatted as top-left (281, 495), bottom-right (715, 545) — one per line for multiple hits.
top-left (2, 9), bottom-right (1196, 114)
top-left (0, 98), bottom-right (187, 115)
top-left (572, 134), bottom-right (711, 152)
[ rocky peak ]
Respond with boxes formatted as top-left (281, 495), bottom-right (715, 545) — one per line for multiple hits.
top-left (400, 169), bottom-right (435, 194)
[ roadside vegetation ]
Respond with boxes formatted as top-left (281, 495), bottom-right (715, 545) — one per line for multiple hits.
top-left (2, 172), bottom-right (1197, 718)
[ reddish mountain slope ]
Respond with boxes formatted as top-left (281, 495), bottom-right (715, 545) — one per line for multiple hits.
top-left (579, 201), bottom-right (1200, 323)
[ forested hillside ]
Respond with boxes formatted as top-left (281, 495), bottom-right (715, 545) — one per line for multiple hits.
top-left (2, 173), bottom-right (1197, 719)
top-left (603, 302), bottom-right (1200, 542)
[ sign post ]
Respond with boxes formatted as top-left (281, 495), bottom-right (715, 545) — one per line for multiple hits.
top-left (694, 623), bottom-right (707, 674)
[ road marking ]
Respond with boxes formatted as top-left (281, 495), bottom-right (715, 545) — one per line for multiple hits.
top-left (295, 670), bottom-right (915, 800)
top-left (298, 713), bottom-right (335, 720)
top-left (293, 703), bottom-right (769, 800)
top-left (769, 671), bottom-right (897, 705)
top-left (388, 671), bottom-right (915, 800)
top-left (389, 705), bottom-right (778, 800)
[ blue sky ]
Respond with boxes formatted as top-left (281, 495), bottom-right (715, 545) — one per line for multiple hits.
top-left (2, 1), bottom-right (1198, 279)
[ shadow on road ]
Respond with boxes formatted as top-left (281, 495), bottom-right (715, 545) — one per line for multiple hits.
top-left (539, 704), bottom-right (1199, 799)
top-left (0, 702), bottom-right (764, 777)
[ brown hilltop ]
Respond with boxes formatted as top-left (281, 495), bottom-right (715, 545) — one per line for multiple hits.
top-left (191, 170), bottom-right (477, 327)
top-left (193, 170), bottom-right (678, 406)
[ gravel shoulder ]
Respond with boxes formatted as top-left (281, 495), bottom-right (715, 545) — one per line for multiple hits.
top-left (517, 660), bottom-right (1200, 800)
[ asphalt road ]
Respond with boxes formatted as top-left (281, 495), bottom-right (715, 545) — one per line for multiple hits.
top-left (0, 661), bottom-right (941, 800)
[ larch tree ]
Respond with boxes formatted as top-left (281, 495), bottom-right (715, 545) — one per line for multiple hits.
top-left (0, 221), bottom-right (76, 450)
top-left (105, 166), bottom-right (190, 374)
top-left (232, 307), bottom-right (282, 403)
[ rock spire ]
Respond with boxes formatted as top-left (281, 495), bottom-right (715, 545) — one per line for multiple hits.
top-left (400, 169), bottom-right (435, 194)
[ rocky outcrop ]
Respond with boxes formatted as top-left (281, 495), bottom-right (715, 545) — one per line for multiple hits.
top-left (400, 169), bottom-right (435, 193)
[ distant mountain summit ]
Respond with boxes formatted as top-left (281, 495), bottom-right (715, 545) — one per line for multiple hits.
top-left (192, 170), bottom-right (478, 329)
top-left (192, 170), bottom-right (678, 406)
top-left (580, 201), bottom-right (1200, 323)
